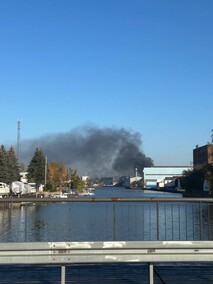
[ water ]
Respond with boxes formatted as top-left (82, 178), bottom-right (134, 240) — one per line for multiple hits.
top-left (0, 187), bottom-right (213, 242)
top-left (91, 186), bottom-right (183, 198)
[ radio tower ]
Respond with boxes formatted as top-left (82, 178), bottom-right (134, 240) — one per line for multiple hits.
top-left (17, 120), bottom-right (21, 166)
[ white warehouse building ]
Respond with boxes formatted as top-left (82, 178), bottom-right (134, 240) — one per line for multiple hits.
top-left (143, 166), bottom-right (190, 189)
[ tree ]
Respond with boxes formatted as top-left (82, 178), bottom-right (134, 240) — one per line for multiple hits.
top-left (181, 169), bottom-right (204, 194)
top-left (0, 145), bottom-right (9, 183)
top-left (49, 161), bottom-right (68, 191)
top-left (7, 145), bottom-right (20, 183)
top-left (181, 164), bottom-right (213, 196)
top-left (73, 176), bottom-right (85, 193)
top-left (27, 148), bottom-right (46, 188)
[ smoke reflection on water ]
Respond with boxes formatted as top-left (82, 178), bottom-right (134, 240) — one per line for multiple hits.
top-left (0, 187), bottom-right (213, 242)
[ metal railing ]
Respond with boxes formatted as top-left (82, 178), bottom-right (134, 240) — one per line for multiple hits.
top-left (0, 241), bottom-right (213, 284)
top-left (2, 197), bottom-right (212, 242)
top-left (1, 197), bottom-right (213, 283)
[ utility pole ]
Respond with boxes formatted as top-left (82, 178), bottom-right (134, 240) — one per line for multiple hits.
top-left (45, 156), bottom-right (47, 186)
top-left (135, 167), bottom-right (138, 188)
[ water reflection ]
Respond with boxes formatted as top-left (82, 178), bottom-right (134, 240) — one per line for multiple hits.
top-left (0, 187), bottom-right (213, 242)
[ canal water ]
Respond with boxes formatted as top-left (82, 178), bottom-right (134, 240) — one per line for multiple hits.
top-left (0, 187), bottom-right (213, 242)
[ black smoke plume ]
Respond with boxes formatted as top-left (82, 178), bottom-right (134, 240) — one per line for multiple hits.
top-left (21, 126), bottom-right (153, 176)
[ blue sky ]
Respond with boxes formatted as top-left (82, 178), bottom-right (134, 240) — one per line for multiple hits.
top-left (0, 0), bottom-right (212, 167)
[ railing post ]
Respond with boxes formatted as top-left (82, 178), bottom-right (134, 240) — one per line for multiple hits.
top-left (200, 201), bottom-right (203, 240)
top-left (113, 202), bottom-right (116, 241)
top-left (156, 202), bottom-right (159, 240)
top-left (149, 263), bottom-right (154, 284)
top-left (61, 265), bottom-right (66, 284)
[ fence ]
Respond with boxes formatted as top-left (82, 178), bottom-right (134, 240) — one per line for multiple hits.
top-left (2, 197), bottom-right (212, 242)
top-left (1, 197), bottom-right (213, 283)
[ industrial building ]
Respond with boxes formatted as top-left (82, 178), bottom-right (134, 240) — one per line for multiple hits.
top-left (193, 144), bottom-right (213, 169)
top-left (143, 166), bottom-right (190, 189)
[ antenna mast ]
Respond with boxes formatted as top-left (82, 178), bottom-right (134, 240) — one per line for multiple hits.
top-left (17, 120), bottom-right (21, 165)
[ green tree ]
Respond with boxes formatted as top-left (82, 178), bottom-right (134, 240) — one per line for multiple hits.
top-left (73, 176), bottom-right (85, 193)
top-left (67, 168), bottom-right (85, 193)
top-left (181, 169), bottom-right (204, 194)
top-left (182, 165), bottom-right (213, 196)
top-left (7, 145), bottom-right (20, 183)
top-left (27, 148), bottom-right (46, 188)
top-left (0, 145), bottom-right (8, 183)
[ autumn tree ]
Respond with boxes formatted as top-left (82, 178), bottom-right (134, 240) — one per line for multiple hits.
top-left (49, 161), bottom-right (68, 191)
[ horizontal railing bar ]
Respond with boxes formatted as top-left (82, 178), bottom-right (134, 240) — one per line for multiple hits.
top-left (1, 197), bottom-right (213, 203)
top-left (1, 241), bottom-right (213, 250)
top-left (0, 241), bottom-right (213, 264)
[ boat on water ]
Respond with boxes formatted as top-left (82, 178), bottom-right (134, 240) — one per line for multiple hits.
top-left (20, 202), bottom-right (36, 206)
top-left (86, 187), bottom-right (95, 191)
top-left (78, 190), bottom-right (95, 196)
top-left (59, 193), bottom-right (69, 198)
top-left (52, 193), bottom-right (69, 198)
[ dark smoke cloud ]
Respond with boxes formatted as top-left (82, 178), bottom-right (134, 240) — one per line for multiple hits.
top-left (21, 126), bottom-right (153, 176)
